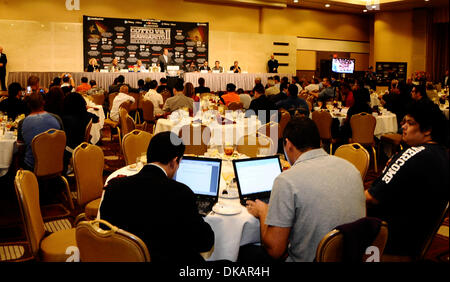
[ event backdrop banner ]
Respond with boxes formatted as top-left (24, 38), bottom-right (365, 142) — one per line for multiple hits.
top-left (83, 15), bottom-right (209, 71)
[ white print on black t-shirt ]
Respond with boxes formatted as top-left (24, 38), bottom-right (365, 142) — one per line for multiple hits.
top-left (381, 146), bottom-right (425, 184)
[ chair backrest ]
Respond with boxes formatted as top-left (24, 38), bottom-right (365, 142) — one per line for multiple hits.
top-left (227, 102), bottom-right (244, 111)
top-left (419, 201), bottom-right (449, 260)
top-left (108, 92), bottom-right (118, 112)
top-left (350, 113), bottom-right (376, 145)
top-left (278, 110), bottom-right (291, 139)
top-left (76, 219), bottom-right (150, 262)
top-left (128, 93), bottom-right (141, 112)
top-left (73, 143), bottom-right (105, 207)
top-left (178, 124), bottom-right (211, 156)
top-left (161, 89), bottom-right (171, 103)
top-left (92, 93), bottom-right (105, 107)
top-left (14, 170), bottom-right (45, 258)
top-left (84, 118), bottom-right (93, 143)
top-left (31, 129), bottom-right (66, 177)
top-left (312, 110), bottom-right (333, 140)
top-left (315, 219), bottom-right (388, 262)
top-left (334, 143), bottom-right (370, 180)
top-left (119, 106), bottom-right (135, 138)
top-left (236, 133), bottom-right (273, 157)
top-left (141, 99), bottom-right (155, 122)
top-left (122, 130), bottom-right (153, 166)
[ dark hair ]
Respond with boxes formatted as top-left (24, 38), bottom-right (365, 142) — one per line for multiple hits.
top-left (149, 80), bottom-right (158, 90)
top-left (274, 75), bottom-right (280, 82)
top-left (138, 79), bottom-right (145, 87)
top-left (27, 93), bottom-right (45, 112)
top-left (62, 76), bottom-right (70, 83)
top-left (280, 82), bottom-right (289, 92)
top-left (63, 92), bottom-right (87, 115)
top-left (283, 117), bottom-right (321, 151)
top-left (413, 84), bottom-right (427, 99)
top-left (292, 76), bottom-right (300, 84)
top-left (27, 75), bottom-right (39, 87)
top-left (281, 76), bottom-right (289, 84)
top-left (81, 77), bottom-right (88, 83)
top-left (117, 75), bottom-right (125, 84)
top-left (160, 77), bottom-right (167, 84)
top-left (237, 88), bottom-right (244, 94)
top-left (174, 78), bottom-right (185, 92)
top-left (287, 84), bottom-right (298, 96)
top-left (147, 132), bottom-right (185, 165)
top-left (44, 86), bottom-right (65, 115)
top-left (184, 82), bottom-right (195, 98)
top-left (8, 82), bottom-right (22, 99)
top-left (254, 84), bottom-right (265, 94)
top-left (198, 77), bottom-right (205, 86)
top-left (89, 80), bottom-right (97, 87)
top-left (52, 77), bottom-right (61, 86)
top-left (405, 100), bottom-right (448, 145)
top-left (226, 83), bottom-right (236, 92)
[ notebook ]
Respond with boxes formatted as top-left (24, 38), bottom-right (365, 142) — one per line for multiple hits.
top-left (174, 156), bottom-right (222, 215)
top-left (232, 156), bottom-right (282, 205)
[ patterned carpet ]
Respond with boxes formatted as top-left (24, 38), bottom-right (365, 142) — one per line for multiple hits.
top-left (0, 127), bottom-right (448, 262)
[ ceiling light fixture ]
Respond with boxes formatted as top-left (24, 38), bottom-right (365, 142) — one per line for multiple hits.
top-left (325, 4), bottom-right (330, 7)
top-left (363, 9), bottom-right (368, 12)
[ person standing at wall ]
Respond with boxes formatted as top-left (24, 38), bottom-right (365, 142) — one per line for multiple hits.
top-left (0, 46), bottom-right (7, 91)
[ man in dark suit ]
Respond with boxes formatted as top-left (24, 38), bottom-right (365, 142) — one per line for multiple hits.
top-left (267, 55), bottom-right (278, 73)
top-left (157, 48), bottom-right (174, 72)
top-left (100, 131), bottom-right (214, 262)
top-left (195, 77), bottom-right (210, 94)
top-left (0, 46), bottom-right (7, 91)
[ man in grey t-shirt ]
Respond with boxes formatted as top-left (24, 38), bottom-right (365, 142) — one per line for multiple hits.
top-left (246, 117), bottom-right (366, 262)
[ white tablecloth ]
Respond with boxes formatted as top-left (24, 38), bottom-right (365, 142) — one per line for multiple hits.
top-left (0, 134), bottom-right (17, 177)
top-left (100, 157), bottom-right (261, 262)
top-left (86, 100), bottom-right (105, 144)
top-left (184, 73), bottom-right (293, 92)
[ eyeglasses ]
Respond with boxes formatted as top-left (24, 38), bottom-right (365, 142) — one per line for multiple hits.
top-left (400, 118), bottom-right (417, 126)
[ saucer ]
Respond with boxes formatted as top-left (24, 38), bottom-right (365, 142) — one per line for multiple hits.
top-left (212, 203), bottom-right (242, 215)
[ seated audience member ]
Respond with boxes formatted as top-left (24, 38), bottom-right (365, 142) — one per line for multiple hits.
top-left (269, 82), bottom-right (288, 105)
top-left (49, 77), bottom-right (61, 88)
top-left (366, 101), bottom-right (449, 258)
top-left (0, 82), bottom-right (27, 120)
top-left (184, 82), bottom-right (199, 102)
top-left (109, 85), bottom-right (135, 122)
top-left (137, 79), bottom-right (146, 93)
top-left (157, 77), bottom-right (171, 95)
top-left (273, 75), bottom-right (281, 89)
top-left (221, 83), bottom-right (240, 106)
top-left (212, 61), bottom-right (223, 73)
top-left (380, 80), bottom-right (411, 127)
top-left (108, 75), bottom-right (137, 94)
top-left (17, 93), bottom-right (63, 171)
top-left (230, 61), bottom-right (241, 73)
top-left (265, 79), bottom-right (279, 96)
top-left (163, 79), bottom-right (194, 112)
top-left (194, 78), bottom-right (210, 94)
top-left (76, 77), bottom-right (91, 94)
top-left (244, 117), bottom-right (365, 262)
top-left (340, 88), bottom-right (373, 140)
top-left (86, 80), bottom-right (105, 96)
top-left (292, 76), bottom-right (303, 92)
top-left (340, 82), bottom-right (354, 107)
top-left (246, 84), bottom-right (277, 124)
top-left (62, 92), bottom-right (99, 150)
top-left (27, 75), bottom-right (45, 95)
top-left (44, 86), bottom-right (65, 118)
top-left (239, 91), bottom-right (252, 110)
top-left (312, 78), bottom-right (335, 102)
top-left (276, 84), bottom-right (309, 117)
top-left (61, 73), bottom-right (75, 94)
top-left (252, 77), bottom-right (263, 95)
top-left (304, 78), bottom-right (320, 93)
top-left (143, 80), bottom-right (164, 116)
top-left (199, 61), bottom-right (211, 72)
top-left (100, 131), bottom-right (215, 262)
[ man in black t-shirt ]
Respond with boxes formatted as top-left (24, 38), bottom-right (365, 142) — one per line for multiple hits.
top-left (366, 101), bottom-right (449, 259)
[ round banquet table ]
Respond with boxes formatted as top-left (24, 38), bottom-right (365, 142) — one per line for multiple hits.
top-left (0, 132), bottom-right (17, 177)
top-left (98, 154), bottom-right (262, 262)
top-left (85, 98), bottom-right (105, 144)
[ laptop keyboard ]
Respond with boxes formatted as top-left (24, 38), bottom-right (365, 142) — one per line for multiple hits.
top-left (196, 199), bottom-right (214, 216)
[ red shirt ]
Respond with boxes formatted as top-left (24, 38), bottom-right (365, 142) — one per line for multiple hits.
top-left (221, 92), bottom-right (240, 106)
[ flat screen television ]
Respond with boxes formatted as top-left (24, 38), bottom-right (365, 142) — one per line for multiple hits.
top-left (332, 58), bottom-right (355, 74)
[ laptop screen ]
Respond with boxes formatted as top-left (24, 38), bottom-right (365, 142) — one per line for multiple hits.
top-left (174, 156), bottom-right (222, 197)
top-left (233, 156), bottom-right (282, 199)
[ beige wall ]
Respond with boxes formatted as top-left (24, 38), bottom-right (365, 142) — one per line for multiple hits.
top-left (372, 10), bottom-right (427, 78)
top-left (0, 0), bottom-right (370, 74)
top-left (296, 50), bottom-right (316, 71)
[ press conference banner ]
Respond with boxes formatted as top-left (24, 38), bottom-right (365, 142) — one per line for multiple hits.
top-left (83, 15), bottom-right (209, 71)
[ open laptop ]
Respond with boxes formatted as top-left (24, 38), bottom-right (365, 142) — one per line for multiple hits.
top-left (232, 156), bottom-right (282, 205)
top-left (174, 156), bottom-right (222, 215)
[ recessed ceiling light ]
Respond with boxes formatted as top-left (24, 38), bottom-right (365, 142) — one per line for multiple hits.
top-left (363, 9), bottom-right (368, 12)
top-left (424, 0), bottom-right (430, 2)
top-left (325, 4), bottom-right (330, 7)
top-left (371, 5), bottom-right (377, 8)
top-left (293, 0), bottom-right (299, 3)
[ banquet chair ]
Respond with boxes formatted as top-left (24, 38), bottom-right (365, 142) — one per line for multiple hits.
top-left (119, 106), bottom-right (136, 140)
top-left (311, 110), bottom-right (335, 154)
top-left (73, 142), bottom-right (105, 220)
top-left (140, 98), bottom-right (156, 133)
top-left (334, 143), bottom-right (370, 180)
top-left (350, 112), bottom-right (378, 173)
top-left (236, 133), bottom-right (273, 158)
top-left (92, 93), bottom-right (105, 108)
top-left (76, 219), bottom-right (150, 262)
top-left (178, 124), bottom-right (211, 156)
top-left (161, 89), bottom-right (171, 103)
top-left (227, 102), bottom-right (244, 111)
top-left (31, 129), bottom-right (74, 211)
top-left (128, 92), bottom-right (142, 124)
top-left (14, 169), bottom-right (77, 262)
top-left (379, 133), bottom-right (404, 161)
top-left (122, 130), bottom-right (153, 166)
top-left (315, 218), bottom-right (388, 262)
top-left (278, 110), bottom-right (291, 139)
top-left (84, 118), bottom-right (93, 143)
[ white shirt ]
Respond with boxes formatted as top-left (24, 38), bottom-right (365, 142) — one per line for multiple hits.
top-left (305, 84), bottom-right (320, 93)
top-left (147, 163), bottom-right (168, 177)
top-left (110, 92), bottom-right (135, 122)
top-left (163, 55), bottom-right (168, 63)
top-left (143, 89), bottom-right (164, 115)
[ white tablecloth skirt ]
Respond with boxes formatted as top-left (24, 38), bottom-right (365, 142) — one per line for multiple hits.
top-left (0, 137), bottom-right (17, 177)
